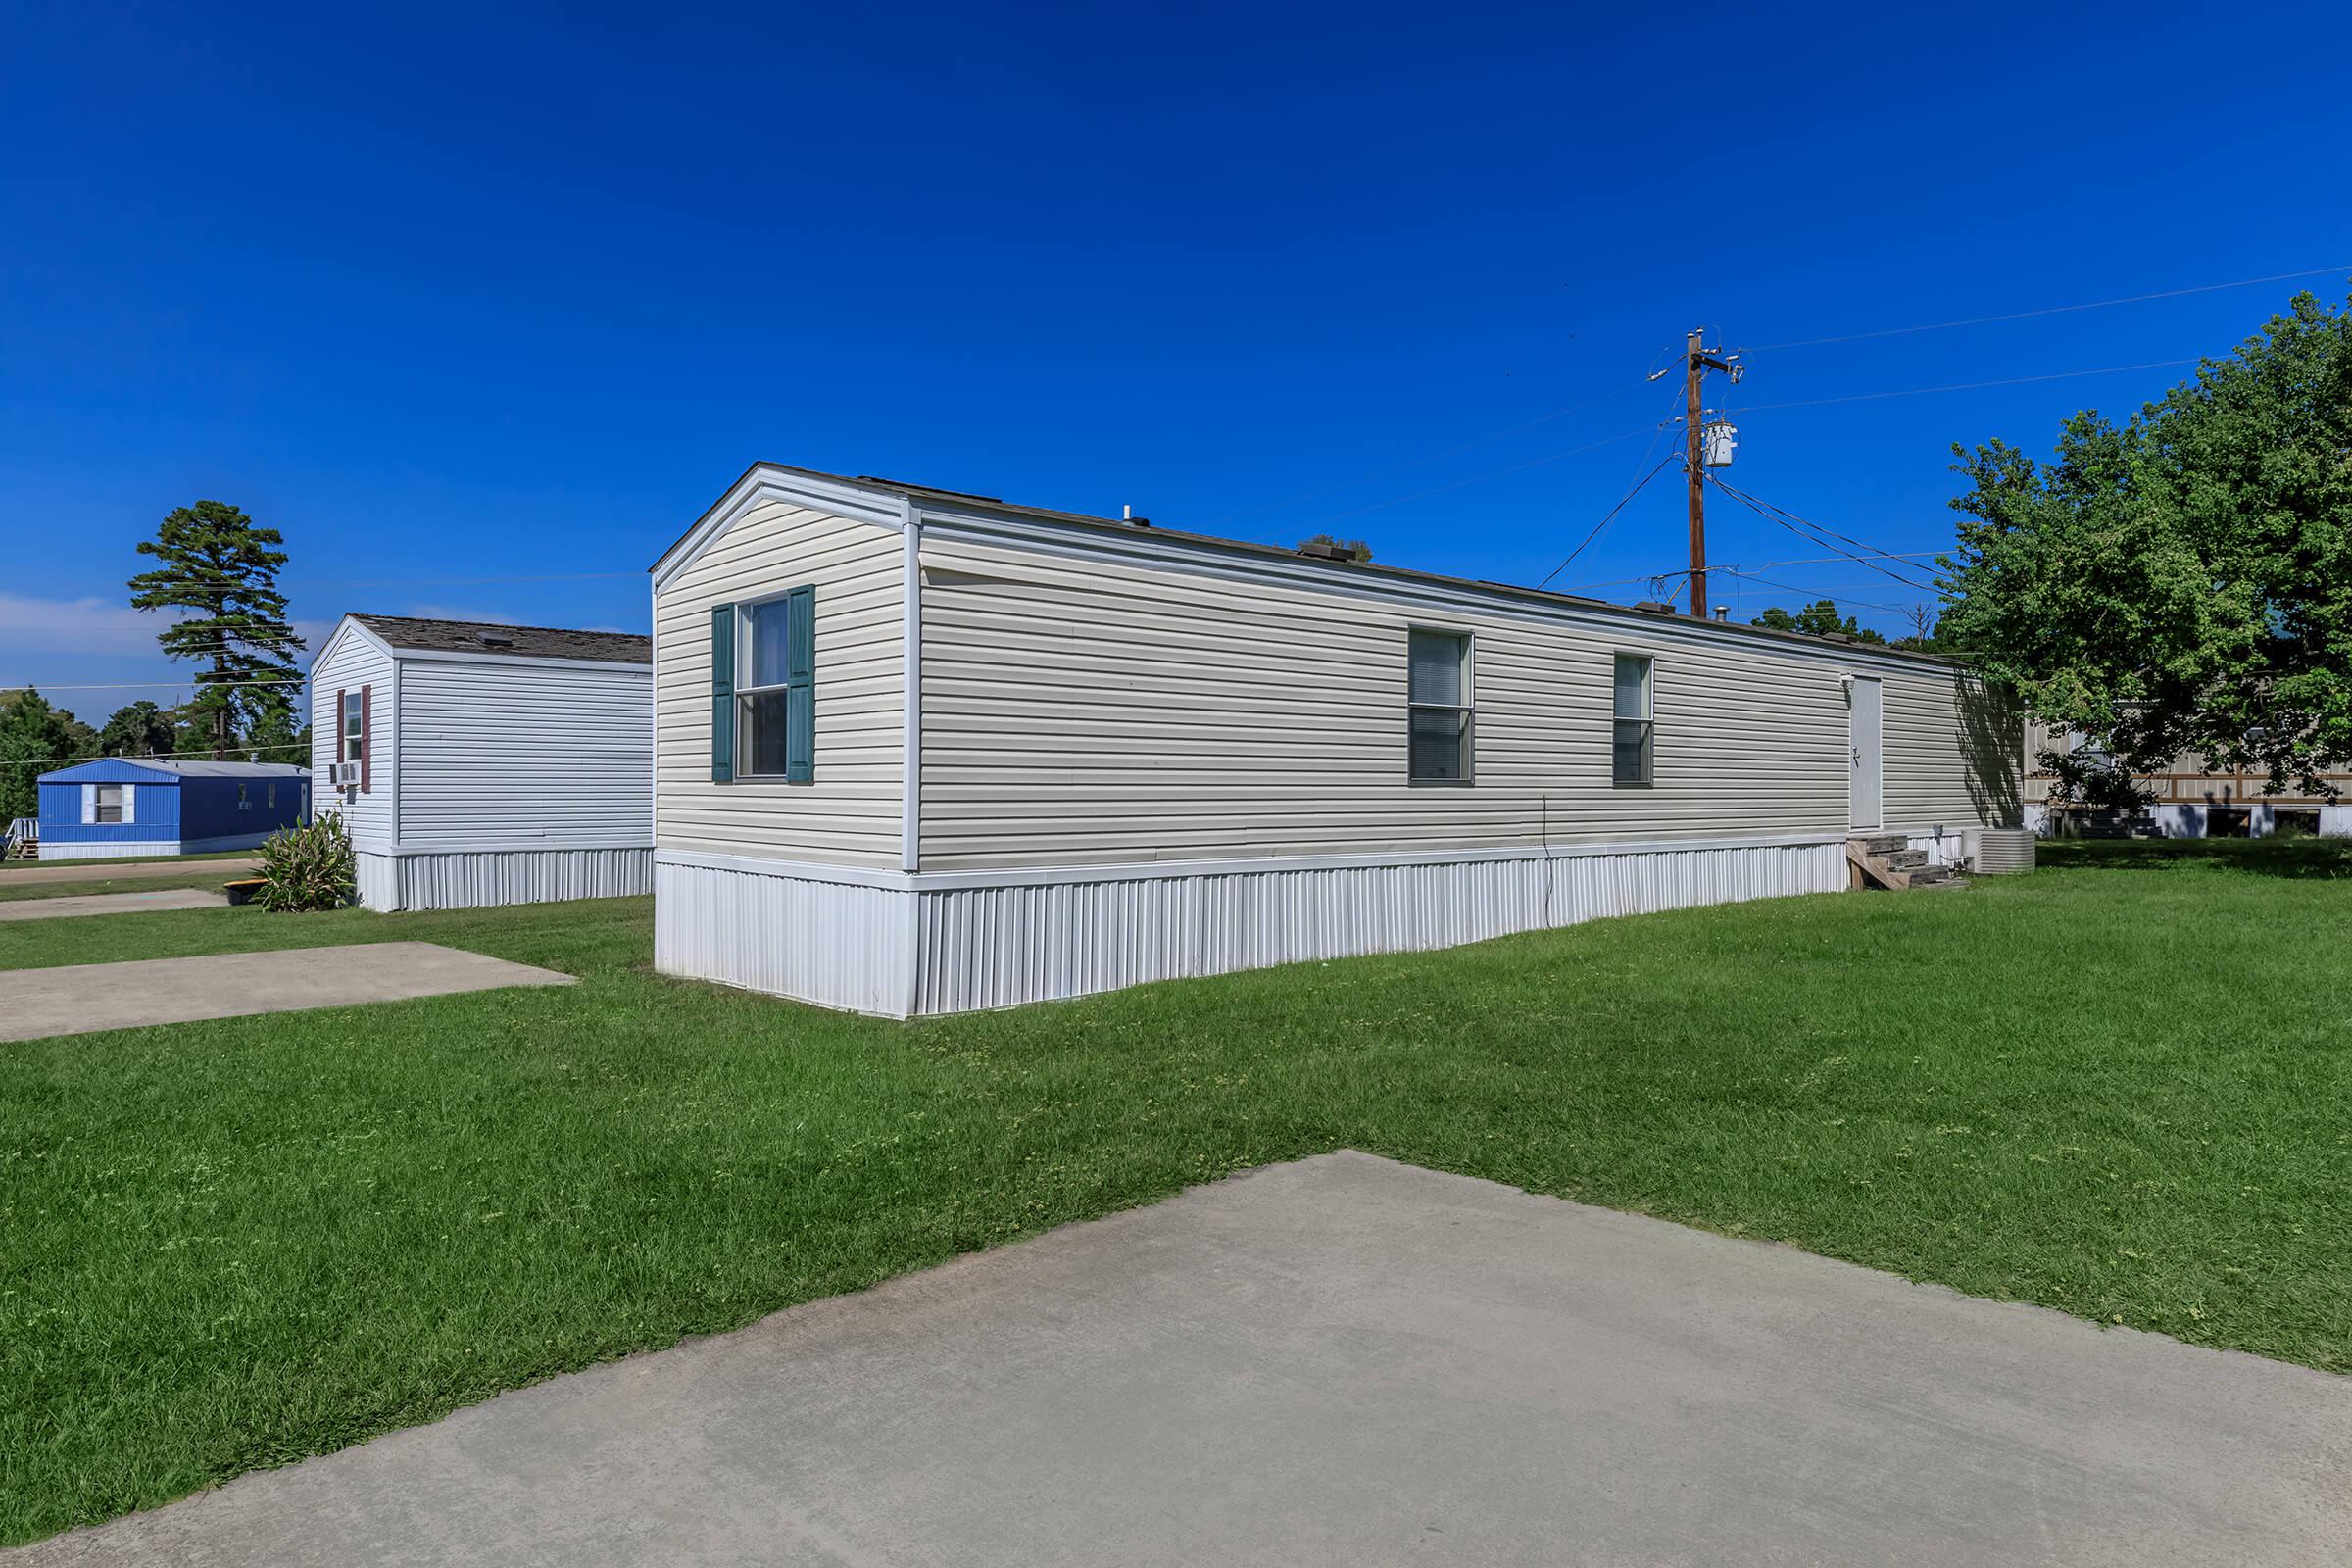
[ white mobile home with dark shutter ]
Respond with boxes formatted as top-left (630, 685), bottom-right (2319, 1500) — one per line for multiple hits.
top-left (310, 614), bottom-right (653, 910)
top-left (651, 464), bottom-right (2022, 1017)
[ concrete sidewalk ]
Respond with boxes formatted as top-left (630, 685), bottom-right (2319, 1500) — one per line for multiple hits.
top-left (0, 942), bottom-right (574, 1041)
top-left (16, 1152), bottom-right (2347, 1566)
top-left (0, 888), bottom-right (228, 922)
top-left (0, 856), bottom-right (259, 885)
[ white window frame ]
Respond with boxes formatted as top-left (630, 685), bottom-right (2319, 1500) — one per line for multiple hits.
top-left (341, 692), bottom-right (365, 764)
top-left (1613, 652), bottom-right (1655, 787)
top-left (733, 594), bottom-right (798, 781)
top-left (93, 783), bottom-right (125, 823)
top-left (1406, 626), bottom-right (1475, 786)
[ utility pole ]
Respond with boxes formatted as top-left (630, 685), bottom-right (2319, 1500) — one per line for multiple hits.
top-left (1684, 328), bottom-right (1732, 618)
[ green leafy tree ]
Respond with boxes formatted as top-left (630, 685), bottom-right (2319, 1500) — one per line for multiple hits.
top-left (0, 689), bottom-right (87, 824)
top-left (1751, 599), bottom-right (1886, 644)
top-left (242, 706), bottom-right (311, 763)
top-left (1942, 288), bottom-right (2352, 795)
top-left (99, 700), bottom-right (177, 757)
top-left (128, 501), bottom-right (303, 760)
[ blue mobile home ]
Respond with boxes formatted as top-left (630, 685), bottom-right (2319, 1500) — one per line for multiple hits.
top-left (34, 760), bottom-right (310, 860)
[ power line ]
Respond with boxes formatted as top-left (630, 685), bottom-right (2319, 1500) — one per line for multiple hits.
top-left (1298, 423), bottom-right (1660, 528)
top-left (1535, 449), bottom-right (1684, 590)
top-left (1730, 359), bottom-right (2203, 415)
top-left (1706, 493), bottom-right (1937, 597)
top-left (1199, 375), bottom-right (1661, 531)
top-left (1559, 549), bottom-right (1945, 594)
top-left (1713, 568), bottom-right (1915, 616)
top-left (1745, 264), bottom-right (2351, 353)
top-left (1704, 475), bottom-right (1939, 590)
top-left (1532, 386), bottom-right (1687, 590)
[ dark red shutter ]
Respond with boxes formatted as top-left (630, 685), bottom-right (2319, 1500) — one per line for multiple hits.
top-left (360, 684), bottom-right (373, 793)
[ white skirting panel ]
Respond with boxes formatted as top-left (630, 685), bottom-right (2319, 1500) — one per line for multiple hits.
top-left (355, 852), bottom-right (401, 910)
top-left (354, 848), bottom-right (652, 911)
top-left (656, 840), bottom-right (1845, 1018)
top-left (34, 839), bottom-right (180, 861)
top-left (911, 840), bottom-right (1846, 1016)
top-left (655, 858), bottom-right (913, 1016)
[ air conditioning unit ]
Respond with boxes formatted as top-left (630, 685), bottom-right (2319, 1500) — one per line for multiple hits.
top-left (327, 761), bottom-right (361, 787)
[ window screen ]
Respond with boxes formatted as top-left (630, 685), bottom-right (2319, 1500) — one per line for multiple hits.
top-left (1408, 629), bottom-right (1472, 782)
top-left (735, 591), bottom-right (815, 782)
top-left (1612, 654), bottom-right (1653, 785)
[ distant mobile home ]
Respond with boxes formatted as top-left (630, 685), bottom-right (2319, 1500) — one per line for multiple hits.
top-left (310, 614), bottom-right (652, 911)
top-left (648, 463), bottom-right (2023, 1017)
top-left (2025, 723), bottom-right (2352, 839)
top-left (35, 758), bottom-right (309, 860)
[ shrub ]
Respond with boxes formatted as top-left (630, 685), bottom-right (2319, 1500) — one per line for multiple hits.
top-left (254, 812), bottom-right (357, 912)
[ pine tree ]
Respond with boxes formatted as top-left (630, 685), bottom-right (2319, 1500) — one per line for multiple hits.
top-left (127, 501), bottom-right (303, 759)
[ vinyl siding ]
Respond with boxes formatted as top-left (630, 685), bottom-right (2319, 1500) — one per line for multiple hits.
top-left (916, 533), bottom-right (1910, 870)
top-left (1883, 667), bottom-right (2020, 831)
top-left (653, 500), bottom-right (904, 866)
top-left (396, 658), bottom-right (652, 849)
top-left (309, 629), bottom-right (397, 852)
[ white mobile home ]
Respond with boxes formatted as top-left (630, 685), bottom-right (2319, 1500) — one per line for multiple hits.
top-left (651, 464), bottom-right (2021, 1017)
top-left (310, 614), bottom-right (653, 910)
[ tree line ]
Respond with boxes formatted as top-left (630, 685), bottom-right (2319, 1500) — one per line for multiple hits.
top-left (1, 501), bottom-right (303, 824)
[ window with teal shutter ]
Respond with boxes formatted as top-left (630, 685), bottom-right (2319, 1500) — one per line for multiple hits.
top-left (710, 603), bottom-right (736, 782)
top-left (731, 588), bottom-right (816, 782)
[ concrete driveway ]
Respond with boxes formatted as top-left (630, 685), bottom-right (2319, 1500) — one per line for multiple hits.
top-left (0, 856), bottom-right (259, 885)
top-left (0, 888), bottom-right (228, 921)
top-left (16, 1151), bottom-right (2347, 1566)
top-left (0, 942), bottom-right (574, 1041)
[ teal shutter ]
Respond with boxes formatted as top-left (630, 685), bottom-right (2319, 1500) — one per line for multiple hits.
top-left (785, 583), bottom-right (815, 783)
top-left (710, 603), bottom-right (736, 783)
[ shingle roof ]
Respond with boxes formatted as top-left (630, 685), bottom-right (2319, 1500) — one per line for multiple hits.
top-left (350, 614), bottom-right (651, 664)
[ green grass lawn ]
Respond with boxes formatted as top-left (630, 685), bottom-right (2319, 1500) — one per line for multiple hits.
top-left (3, 840), bottom-right (2348, 1542)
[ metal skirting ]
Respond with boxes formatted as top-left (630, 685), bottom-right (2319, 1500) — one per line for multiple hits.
top-left (654, 858), bottom-right (912, 1016)
top-left (357, 847), bottom-right (653, 911)
top-left (657, 840), bottom-right (1846, 1018)
top-left (356, 852), bottom-right (401, 910)
top-left (28, 839), bottom-right (182, 861)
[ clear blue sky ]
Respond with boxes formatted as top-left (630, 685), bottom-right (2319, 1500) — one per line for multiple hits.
top-left (6, 0), bottom-right (2349, 724)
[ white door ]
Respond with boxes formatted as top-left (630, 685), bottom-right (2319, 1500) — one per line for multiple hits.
top-left (1847, 676), bottom-right (1884, 830)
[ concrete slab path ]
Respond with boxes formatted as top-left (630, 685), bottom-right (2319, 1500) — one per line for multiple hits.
top-left (0, 942), bottom-right (574, 1042)
top-left (0, 856), bottom-right (259, 886)
top-left (0, 888), bottom-right (229, 922)
top-left (15, 1151), bottom-right (2347, 1566)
